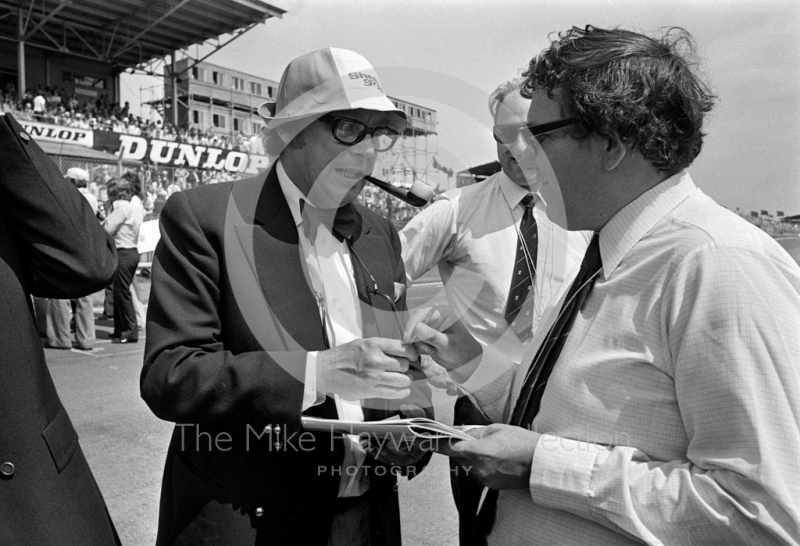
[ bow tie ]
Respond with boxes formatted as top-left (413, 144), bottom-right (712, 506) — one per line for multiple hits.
top-left (300, 199), bottom-right (358, 242)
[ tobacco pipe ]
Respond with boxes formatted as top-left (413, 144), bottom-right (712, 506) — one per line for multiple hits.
top-left (364, 175), bottom-right (434, 207)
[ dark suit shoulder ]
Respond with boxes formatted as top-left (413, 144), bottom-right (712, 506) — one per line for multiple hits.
top-left (163, 176), bottom-right (262, 231)
top-left (354, 202), bottom-right (396, 237)
top-left (175, 181), bottom-right (233, 217)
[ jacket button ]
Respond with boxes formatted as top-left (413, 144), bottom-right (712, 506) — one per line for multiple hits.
top-left (19, 131), bottom-right (30, 141)
top-left (0, 462), bottom-right (14, 477)
top-left (254, 507), bottom-right (264, 517)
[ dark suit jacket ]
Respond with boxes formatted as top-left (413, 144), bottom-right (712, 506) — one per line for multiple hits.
top-left (0, 113), bottom-right (120, 545)
top-left (142, 166), bottom-right (430, 545)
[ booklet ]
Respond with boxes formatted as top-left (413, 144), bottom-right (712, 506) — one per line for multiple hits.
top-left (301, 416), bottom-right (476, 442)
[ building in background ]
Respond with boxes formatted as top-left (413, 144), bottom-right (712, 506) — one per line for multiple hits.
top-left (378, 97), bottom-right (439, 188)
top-left (163, 60), bottom-right (279, 138)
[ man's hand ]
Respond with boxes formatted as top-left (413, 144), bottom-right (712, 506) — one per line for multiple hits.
top-left (316, 337), bottom-right (418, 400)
top-left (403, 305), bottom-right (482, 371)
top-left (436, 424), bottom-right (541, 490)
top-left (361, 404), bottom-right (429, 467)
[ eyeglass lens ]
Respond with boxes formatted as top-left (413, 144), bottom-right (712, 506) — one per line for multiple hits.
top-left (493, 124), bottom-right (524, 144)
top-left (327, 117), bottom-right (400, 151)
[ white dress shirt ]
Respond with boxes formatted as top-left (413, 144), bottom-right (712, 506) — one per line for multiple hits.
top-left (276, 161), bottom-right (370, 498)
top-left (103, 198), bottom-right (142, 249)
top-left (401, 171), bottom-right (591, 368)
top-left (468, 171), bottom-right (800, 545)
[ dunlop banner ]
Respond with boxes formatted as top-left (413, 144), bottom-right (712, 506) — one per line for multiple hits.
top-left (20, 119), bottom-right (270, 175)
top-left (18, 120), bottom-right (94, 148)
top-left (93, 132), bottom-right (270, 175)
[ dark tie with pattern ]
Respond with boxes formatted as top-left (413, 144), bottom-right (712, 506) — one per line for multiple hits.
top-left (504, 194), bottom-right (537, 341)
top-left (471, 233), bottom-right (602, 546)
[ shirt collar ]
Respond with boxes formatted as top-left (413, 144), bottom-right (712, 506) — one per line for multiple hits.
top-left (275, 159), bottom-right (306, 229)
top-left (498, 170), bottom-right (547, 211)
top-left (598, 170), bottom-right (697, 279)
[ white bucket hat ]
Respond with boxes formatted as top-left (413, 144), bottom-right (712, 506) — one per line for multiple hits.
top-left (258, 47), bottom-right (407, 130)
top-left (66, 167), bottom-right (90, 182)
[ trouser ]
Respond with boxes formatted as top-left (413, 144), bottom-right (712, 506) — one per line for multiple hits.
top-left (113, 248), bottom-right (139, 340)
top-left (103, 286), bottom-right (114, 318)
top-left (32, 296), bottom-right (48, 337)
top-left (328, 494), bottom-right (372, 546)
top-left (46, 299), bottom-right (72, 348)
top-left (73, 293), bottom-right (96, 349)
top-left (105, 283), bottom-right (145, 329)
top-left (450, 396), bottom-right (493, 546)
top-left (131, 283), bottom-right (145, 329)
top-left (47, 296), bottom-right (96, 349)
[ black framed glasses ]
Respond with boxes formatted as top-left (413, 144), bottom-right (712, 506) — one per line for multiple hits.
top-left (318, 114), bottom-right (401, 152)
top-left (493, 118), bottom-right (577, 145)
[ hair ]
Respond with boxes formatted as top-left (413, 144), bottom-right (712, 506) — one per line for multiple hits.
top-left (521, 25), bottom-right (717, 173)
top-left (69, 175), bottom-right (88, 189)
top-left (121, 170), bottom-right (143, 199)
top-left (488, 76), bottom-right (526, 119)
top-left (106, 178), bottom-right (134, 202)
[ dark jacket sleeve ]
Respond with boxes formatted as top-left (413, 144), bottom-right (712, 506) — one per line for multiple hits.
top-left (140, 189), bottom-right (308, 432)
top-left (0, 113), bottom-right (117, 298)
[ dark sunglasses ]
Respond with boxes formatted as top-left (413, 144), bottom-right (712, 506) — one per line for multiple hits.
top-left (493, 118), bottom-right (578, 145)
top-left (318, 114), bottom-right (402, 152)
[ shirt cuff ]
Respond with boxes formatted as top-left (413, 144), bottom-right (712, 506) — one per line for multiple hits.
top-left (529, 434), bottom-right (602, 517)
top-left (302, 351), bottom-right (326, 411)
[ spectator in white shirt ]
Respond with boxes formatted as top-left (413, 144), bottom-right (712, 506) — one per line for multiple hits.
top-left (32, 89), bottom-right (46, 119)
top-left (400, 77), bottom-right (590, 544)
top-left (102, 177), bottom-right (142, 343)
top-left (408, 25), bottom-right (800, 546)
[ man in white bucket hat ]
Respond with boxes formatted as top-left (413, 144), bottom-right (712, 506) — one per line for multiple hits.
top-left (142, 47), bottom-right (431, 546)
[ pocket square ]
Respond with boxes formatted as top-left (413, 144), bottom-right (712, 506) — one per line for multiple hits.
top-left (393, 282), bottom-right (406, 303)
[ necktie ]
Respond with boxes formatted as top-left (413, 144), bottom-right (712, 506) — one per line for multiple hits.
top-left (300, 199), bottom-right (358, 242)
top-left (503, 194), bottom-right (537, 341)
top-left (471, 233), bottom-right (602, 546)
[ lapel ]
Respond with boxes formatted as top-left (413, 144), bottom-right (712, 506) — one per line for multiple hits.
top-left (228, 167), bottom-right (326, 352)
top-left (348, 211), bottom-right (403, 421)
top-left (254, 168), bottom-right (330, 351)
top-left (228, 168), bottom-right (337, 419)
top-left (349, 211), bottom-right (402, 339)
top-left (226, 172), bottom-right (401, 421)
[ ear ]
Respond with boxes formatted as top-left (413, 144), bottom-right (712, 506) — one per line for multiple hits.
top-left (601, 132), bottom-right (627, 171)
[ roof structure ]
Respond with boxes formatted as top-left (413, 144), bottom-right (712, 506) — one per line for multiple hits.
top-left (458, 160), bottom-right (501, 178)
top-left (0, 0), bottom-right (285, 73)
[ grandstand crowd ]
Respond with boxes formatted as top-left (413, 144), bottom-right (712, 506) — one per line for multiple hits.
top-left (1, 83), bottom-right (454, 227)
top-left (0, 82), bottom-right (265, 153)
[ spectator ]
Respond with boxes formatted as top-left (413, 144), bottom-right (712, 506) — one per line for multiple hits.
top-left (102, 177), bottom-right (142, 343)
top-left (32, 88), bottom-right (46, 120)
top-left (46, 167), bottom-right (101, 351)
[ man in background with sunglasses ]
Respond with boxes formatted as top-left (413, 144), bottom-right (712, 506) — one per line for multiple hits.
top-left (400, 77), bottom-right (590, 544)
top-left (407, 26), bottom-right (800, 545)
top-left (142, 47), bottom-right (431, 546)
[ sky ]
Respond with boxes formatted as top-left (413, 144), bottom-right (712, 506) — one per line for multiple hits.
top-left (122, 0), bottom-right (800, 214)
